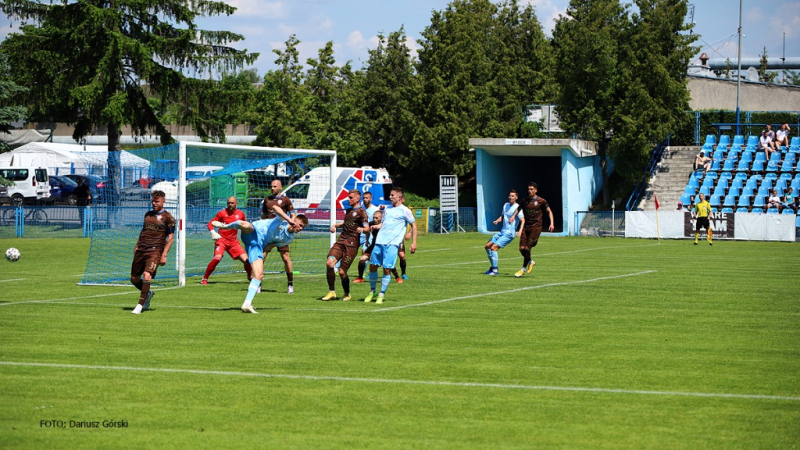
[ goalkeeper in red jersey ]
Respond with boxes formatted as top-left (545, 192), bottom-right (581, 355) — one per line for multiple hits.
top-left (201, 196), bottom-right (253, 284)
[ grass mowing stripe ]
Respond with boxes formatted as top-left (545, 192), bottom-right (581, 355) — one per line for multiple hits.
top-left (2, 361), bottom-right (797, 402)
top-left (0, 278), bottom-right (26, 283)
top-left (374, 270), bottom-right (657, 311)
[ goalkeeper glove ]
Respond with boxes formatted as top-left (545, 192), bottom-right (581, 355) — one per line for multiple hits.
top-left (210, 230), bottom-right (222, 241)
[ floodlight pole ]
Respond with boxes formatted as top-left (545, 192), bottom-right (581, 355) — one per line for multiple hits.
top-left (735, 0), bottom-right (743, 136)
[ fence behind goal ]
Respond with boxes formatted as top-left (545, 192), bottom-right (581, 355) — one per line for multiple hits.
top-left (76, 142), bottom-right (335, 286)
top-left (575, 211), bottom-right (626, 237)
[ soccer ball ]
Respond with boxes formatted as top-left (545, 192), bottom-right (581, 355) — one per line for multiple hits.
top-left (5, 247), bottom-right (20, 262)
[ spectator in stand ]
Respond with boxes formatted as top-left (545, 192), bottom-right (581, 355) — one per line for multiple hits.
top-left (767, 189), bottom-right (782, 211)
top-left (775, 123), bottom-right (791, 150)
top-left (759, 125), bottom-right (776, 160)
top-left (676, 201), bottom-right (685, 211)
top-left (782, 187), bottom-right (797, 213)
top-left (694, 150), bottom-right (712, 173)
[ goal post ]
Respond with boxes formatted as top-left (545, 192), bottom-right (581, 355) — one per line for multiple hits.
top-left (79, 141), bottom-right (337, 287)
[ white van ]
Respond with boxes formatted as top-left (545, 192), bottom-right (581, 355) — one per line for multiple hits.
top-left (0, 167), bottom-right (51, 205)
top-left (282, 166), bottom-right (392, 224)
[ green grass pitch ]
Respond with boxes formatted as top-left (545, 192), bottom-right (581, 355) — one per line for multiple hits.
top-left (1, 234), bottom-right (798, 449)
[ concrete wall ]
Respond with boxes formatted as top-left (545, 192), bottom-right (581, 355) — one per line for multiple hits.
top-left (561, 150), bottom-right (604, 235)
top-left (688, 76), bottom-right (800, 111)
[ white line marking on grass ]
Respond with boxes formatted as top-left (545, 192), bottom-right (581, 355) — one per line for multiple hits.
top-left (374, 270), bottom-right (656, 312)
top-left (1, 361), bottom-right (796, 402)
top-left (0, 286), bottom-right (183, 307)
top-left (415, 243), bottom-right (662, 268)
top-left (416, 248), bottom-right (451, 253)
top-left (0, 278), bottom-right (26, 283)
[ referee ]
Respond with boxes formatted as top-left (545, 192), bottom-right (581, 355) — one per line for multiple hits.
top-left (692, 192), bottom-right (713, 246)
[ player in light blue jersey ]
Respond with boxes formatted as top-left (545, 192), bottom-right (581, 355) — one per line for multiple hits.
top-left (484, 190), bottom-right (525, 275)
top-left (355, 191), bottom-right (380, 283)
top-left (212, 214), bottom-right (308, 313)
top-left (365, 187), bottom-right (417, 304)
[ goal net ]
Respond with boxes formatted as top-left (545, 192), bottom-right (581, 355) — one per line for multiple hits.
top-left (79, 142), bottom-right (336, 286)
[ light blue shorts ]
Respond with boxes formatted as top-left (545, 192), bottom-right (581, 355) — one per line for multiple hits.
top-left (242, 230), bottom-right (266, 262)
top-left (370, 244), bottom-right (398, 269)
top-left (490, 232), bottom-right (514, 248)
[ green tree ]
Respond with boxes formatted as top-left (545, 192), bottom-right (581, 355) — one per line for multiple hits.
top-left (553, 0), bottom-right (627, 203)
top-left (758, 47), bottom-right (777, 83)
top-left (610, 0), bottom-right (697, 183)
top-left (361, 28), bottom-right (419, 173)
top-left (0, 52), bottom-right (28, 145)
top-left (413, 0), bottom-right (555, 195)
top-left (0, 0), bottom-right (258, 200)
top-left (253, 35), bottom-right (314, 149)
top-left (553, 0), bottom-right (696, 203)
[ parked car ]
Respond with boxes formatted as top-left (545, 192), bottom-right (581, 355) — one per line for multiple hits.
top-left (0, 167), bottom-right (50, 206)
top-left (48, 175), bottom-right (80, 205)
top-left (63, 174), bottom-right (107, 203)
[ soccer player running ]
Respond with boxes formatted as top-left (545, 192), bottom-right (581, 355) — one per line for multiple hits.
top-left (354, 191), bottom-right (379, 283)
top-left (515, 182), bottom-right (554, 278)
top-left (212, 214), bottom-right (308, 313)
top-left (320, 190), bottom-right (368, 301)
top-left (201, 196), bottom-right (252, 285)
top-left (130, 190), bottom-right (175, 314)
top-left (692, 192), bottom-right (713, 246)
top-left (261, 179), bottom-right (297, 294)
top-left (484, 189), bottom-right (525, 276)
top-left (365, 187), bottom-right (417, 304)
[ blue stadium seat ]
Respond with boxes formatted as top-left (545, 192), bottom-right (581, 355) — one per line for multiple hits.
top-left (698, 185), bottom-right (711, 197)
top-left (750, 208), bottom-right (763, 214)
top-left (736, 195), bottom-right (750, 207)
top-left (710, 160), bottom-right (721, 171)
top-left (684, 185), bottom-right (697, 195)
top-left (733, 135), bottom-right (744, 146)
top-left (775, 187), bottom-right (784, 197)
top-left (780, 172), bottom-right (793, 181)
top-left (766, 161), bottom-right (780, 172)
top-left (687, 177), bottom-right (699, 189)
top-left (730, 178), bottom-right (744, 190)
top-left (769, 151), bottom-right (782, 162)
top-left (791, 179), bottom-right (800, 191)
top-left (736, 207), bottom-right (749, 213)
top-left (719, 135), bottom-right (730, 146)
top-left (701, 177), bottom-right (715, 187)
top-left (709, 194), bottom-right (722, 207)
top-left (754, 152), bottom-right (767, 162)
top-left (782, 208), bottom-right (795, 215)
top-left (756, 186), bottom-right (770, 197)
top-left (797, 216), bottom-right (800, 227)
top-left (751, 160), bottom-right (765, 172)
top-left (721, 207), bottom-right (734, 214)
top-left (705, 171), bottom-right (718, 180)
top-left (784, 152), bottom-right (796, 163)
top-left (680, 193), bottom-right (693, 206)
top-left (713, 149), bottom-right (725, 160)
top-left (745, 144), bottom-right (758, 154)
top-left (735, 160), bottom-right (750, 172)
top-left (741, 186), bottom-right (754, 198)
top-left (717, 144), bottom-right (729, 153)
top-left (775, 179), bottom-right (787, 191)
top-left (722, 160), bottom-right (735, 172)
top-left (766, 207), bottom-right (779, 214)
top-left (705, 135), bottom-right (716, 145)
top-left (734, 172), bottom-right (747, 181)
top-left (752, 195), bottom-right (767, 208)
top-left (717, 177), bottom-right (729, 188)
top-left (746, 136), bottom-right (758, 146)
top-left (791, 136), bottom-right (800, 147)
top-left (712, 186), bottom-right (726, 198)
top-left (727, 186), bottom-right (741, 198)
top-left (740, 151), bottom-right (754, 163)
top-left (723, 195), bottom-right (736, 207)
top-left (764, 172), bottom-right (778, 182)
top-left (781, 159), bottom-right (795, 172)
top-left (745, 178), bottom-right (759, 190)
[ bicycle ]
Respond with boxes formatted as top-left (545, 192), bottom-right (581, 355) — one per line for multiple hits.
top-left (0, 206), bottom-right (49, 226)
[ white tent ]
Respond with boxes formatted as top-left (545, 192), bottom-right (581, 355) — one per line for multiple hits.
top-left (0, 142), bottom-right (150, 180)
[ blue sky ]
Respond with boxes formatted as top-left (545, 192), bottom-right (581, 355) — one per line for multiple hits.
top-left (2, 0), bottom-right (799, 77)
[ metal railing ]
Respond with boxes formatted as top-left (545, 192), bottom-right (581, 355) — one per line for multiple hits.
top-left (626, 137), bottom-right (670, 211)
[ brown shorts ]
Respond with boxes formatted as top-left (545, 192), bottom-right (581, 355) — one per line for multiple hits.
top-left (519, 226), bottom-right (542, 249)
top-left (328, 242), bottom-right (359, 272)
top-left (131, 249), bottom-right (162, 278)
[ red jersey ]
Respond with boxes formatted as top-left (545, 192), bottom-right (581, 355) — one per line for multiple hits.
top-left (208, 208), bottom-right (246, 241)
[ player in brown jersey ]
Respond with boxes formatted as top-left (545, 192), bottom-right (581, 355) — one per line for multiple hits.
top-left (515, 182), bottom-right (554, 278)
top-left (320, 190), bottom-right (369, 301)
top-left (130, 190), bottom-right (176, 314)
top-left (260, 179), bottom-right (298, 293)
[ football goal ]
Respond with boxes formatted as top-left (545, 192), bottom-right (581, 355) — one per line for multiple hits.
top-left (78, 141), bottom-right (336, 286)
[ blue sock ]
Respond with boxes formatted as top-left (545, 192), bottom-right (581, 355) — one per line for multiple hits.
top-left (369, 271), bottom-right (378, 291)
top-left (244, 278), bottom-right (260, 306)
top-left (380, 274), bottom-right (391, 294)
top-left (224, 220), bottom-right (242, 230)
top-left (490, 251), bottom-right (498, 269)
top-left (485, 248), bottom-right (493, 265)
